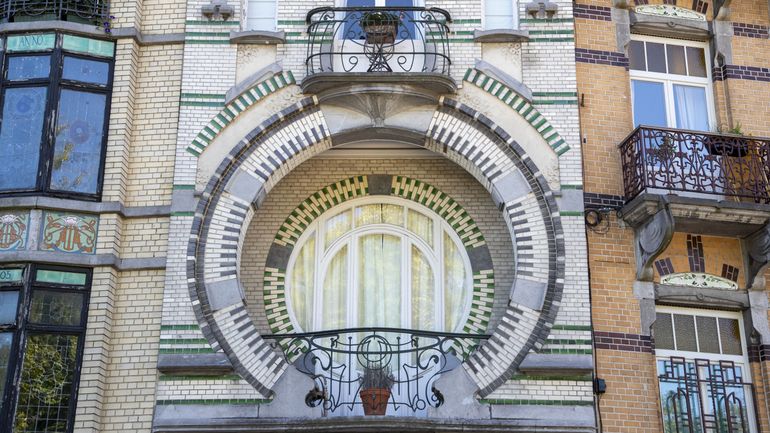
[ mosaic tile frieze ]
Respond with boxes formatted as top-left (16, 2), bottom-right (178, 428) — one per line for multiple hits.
top-left (0, 210), bottom-right (29, 251)
top-left (40, 212), bottom-right (98, 254)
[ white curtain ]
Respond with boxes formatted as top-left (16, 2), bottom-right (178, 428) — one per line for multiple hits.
top-left (321, 246), bottom-right (348, 330)
top-left (407, 209), bottom-right (433, 247)
top-left (325, 211), bottom-right (351, 249)
top-left (443, 233), bottom-right (467, 331)
top-left (358, 234), bottom-right (401, 327)
top-left (673, 84), bottom-right (709, 131)
top-left (247, 0), bottom-right (276, 31)
top-left (485, 0), bottom-right (514, 30)
top-left (290, 234), bottom-right (316, 331)
top-left (411, 245), bottom-right (434, 330)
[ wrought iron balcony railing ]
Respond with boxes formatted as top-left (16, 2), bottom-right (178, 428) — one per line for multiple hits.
top-left (264, 327), bottom-right (488, 415)
top-left (658, 357), bottom-right (757, 433)
top-left (620, 126), bottom-right (770, 203)
top-left (304, 6), bottom-right (452, 76)
top-left (0, 0), bottom-right (109, 23)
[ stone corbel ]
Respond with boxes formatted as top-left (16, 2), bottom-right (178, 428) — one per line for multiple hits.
top-left (634, 204), bottom-right (675, 281)
top-left (743, 223), bottom-right (770, 290)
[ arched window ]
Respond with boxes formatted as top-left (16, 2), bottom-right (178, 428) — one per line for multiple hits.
top-left (484, 0), bottom-right (516, 30)
top-left (246, 0), bottom-right (276, 31)
top-left (287, 197), bottom-right (473, 333)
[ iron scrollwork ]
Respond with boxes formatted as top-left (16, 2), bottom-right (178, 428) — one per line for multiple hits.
top-left (304, 6), bottom-right (452, 76)
top-left (264, 327), bottom-right (488, 415)
top-left (619, 125), bottom-right (770, 203)
top-left (1, 0), bottom-right (110, 23)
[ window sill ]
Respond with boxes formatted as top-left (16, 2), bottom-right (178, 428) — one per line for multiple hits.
top-left (230, 30), bottom-right (285, 45)
top-left (473, 29), bottom-right (529, 43)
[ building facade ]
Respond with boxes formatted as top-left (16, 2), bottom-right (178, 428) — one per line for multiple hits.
top-left (575, 0), bottom-right (770, 431)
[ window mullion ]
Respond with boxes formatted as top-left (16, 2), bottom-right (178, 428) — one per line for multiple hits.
top-left (40, 36), bottom-right (64, 193)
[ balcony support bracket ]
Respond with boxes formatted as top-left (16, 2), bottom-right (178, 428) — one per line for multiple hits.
top-left (744, 222), bottom-right (770, 290)
top-left (634, 202), bottom-right (675, 281)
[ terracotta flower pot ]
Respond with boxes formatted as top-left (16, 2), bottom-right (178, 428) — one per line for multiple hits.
top-left (360, 388), bottom-right (391, 415)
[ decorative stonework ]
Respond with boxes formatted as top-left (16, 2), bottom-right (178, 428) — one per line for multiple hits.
top-left (263, 176), bottom-right (495, 346)
top-left (660, 272), bottom-right (739, 290)
top-left (40, 212), bottom-right (98, 254)
top-left (634, 4), bottom-right (707, 21)
top-left (0, 211), bottom-right (29, 251)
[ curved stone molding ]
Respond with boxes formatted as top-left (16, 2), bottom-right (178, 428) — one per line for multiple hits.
top-left (745, 223), bottom-right (770, 290)
top-left (188, 95), bottom-right (565, 401)
top-left (186, 70), bottom-right (296, 156)
top-left (262, 175), bottom-right (495, 343)
top-left (463, 68), bottom-right (570, 156)
top-left (634, 205), bottom-right (675, 281)
top-left (659, 272), bottom-right (738, 290)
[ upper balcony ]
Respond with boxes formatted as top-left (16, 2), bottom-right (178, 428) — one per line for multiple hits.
top-left (0, 0), bottom-right (109, 24)
top-left (301, 6), bottom-right (456, 96)
top-left (619, 125), bottom-right (770, 235)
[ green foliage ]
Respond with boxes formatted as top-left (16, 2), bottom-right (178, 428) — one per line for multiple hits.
top-left (360, 11), bottom-right (400, 27)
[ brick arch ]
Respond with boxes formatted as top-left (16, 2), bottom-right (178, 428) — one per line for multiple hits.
top-left (188, 96), bottom-right (565, 399)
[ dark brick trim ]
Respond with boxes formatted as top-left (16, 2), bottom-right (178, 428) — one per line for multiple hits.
top-left (575, 48), bottom-right (629, 68)
top-left (748, 344), bottom-right (770, 362)
top-left (573, 3), bottom-right (612, 21)
top-left (714, 64), bottom-right (770, 82)
top-left (584, 192), bottom-right (625, 208)
top-left (594, 331), bottom-right (653, 353)
top-left (733, 22), bottom-right (769, 39)
top-left (692, 0), bottom-right (708, 14)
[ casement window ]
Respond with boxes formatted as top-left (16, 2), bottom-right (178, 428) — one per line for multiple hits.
top-left (0, 33), bottom-right (114, 199)
top-left (654, 307), bottom-right (757, 433)
top-left (484, 0), bottom-right (517, 30)
top-left (0, 265), bottom-right (91, 433)
top-left (629, 36), bottom-right (715, 131)
top-left (287, 197), bottom-right (472, 333)
top-left (246, 0), bottom-right (277, 31)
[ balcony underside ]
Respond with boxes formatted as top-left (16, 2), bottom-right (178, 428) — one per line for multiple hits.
top-left (301, 72), bottom-right (457, 98)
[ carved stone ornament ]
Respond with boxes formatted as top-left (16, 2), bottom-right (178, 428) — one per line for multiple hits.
top-left (745, 223), bottom-right (770, 290)
top-left (635, 205), bottom-right (675, 281)
top-left (660, 272), bottom-right (738, 290)
top-left (634, 4), bottom-right (707, 21)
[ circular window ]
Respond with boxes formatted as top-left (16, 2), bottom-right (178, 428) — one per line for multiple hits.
top-left (286, 197), bottom-right (473, 333)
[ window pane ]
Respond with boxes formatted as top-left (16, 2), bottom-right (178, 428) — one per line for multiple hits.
top-left (411, 245), bottom-right (434, 330)
top-left (444, 232), bottom-right (467, 331)
top-left (29, 290), bottom-right (84, 326)
top-left (673, 314), bottom-right (697, 351)
top-left (673, 84), bottom-right (709, 131)
top-left (632, 80), bottom-right (667, 127)
top-left (62, 35), bottom-right (115, 58)
top-left (654, 312), bottom-right (675, 350)
top-left (325, 211), bottom-right (351, 249)
top-left (6, 34), bottom-right (55, 53)
top-left (321, 246), bottom-right (347, 330)
top-left (62, 57), bottom-right (110, 85)
top-left (645, 42), bottom-right (667, 73)
top-left (719, 318), bottom-right (743, 355)
top-left (290, 234), bottom-right (315, 331)
top-left (686, 47), bottom-right (707, 77)
top-left (7, 55), bottom-right (50, 80)
top-left (247, 0), bottom-right (276, 31)
top-left (666, 44), bottom-right (687, 75)
top-left (0, 291), bottom-right (19, 324)
top-left (50, 90), bottom-right (107, 194)
top-left (382, 204), bottom-right (403, 226)
top-left (696, 316), bottom-right (719, 354)
top-left (0, 87), bottom-right (46, 190)
top-left (14, 333), bottom-right (79, 433)
top-left (629, 40), bottom-right (646, 71)
top-left (485, 0), bottom-right (514, 29)
top-left (355, 204), bottom-right (383, 226)
top-left (0, 268), bottom-right (24, 283)
top-left (0, 332), bottom-right (11, 399)
top-left (407, 209), bottom-right (433, 247)
top-left (358, 234), bottom-right (401, 328)
top-left (35, 270), bottom-right (87, 286)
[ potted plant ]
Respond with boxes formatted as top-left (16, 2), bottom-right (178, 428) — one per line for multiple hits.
top-left (358, 364), bottom-right (395, 415)
top-left (360, 11), bottom-right (400, 44)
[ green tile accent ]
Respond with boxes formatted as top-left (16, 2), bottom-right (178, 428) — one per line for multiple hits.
top-left (171, 211), bottom-right (195, 217)
top-left (529, 37), bottom-right (575, 43)
top-left (160, 338), bottom-right (209, 345)
top-left (185, 20), bottom-right (240, 26)
top-left (62, 34), bottom-right (115, 57)
top-left (551, 324), bottom-right (592, 331)
top-left (560, 184), bottom-right (583, 190)
top-left (545, 338), bottom-right (592, 345)
top-left (159, 374), bottom-right (242, 381)
top-left (160, 324), bottom-right (200, 330)
top-left (186, 40), bottom-right (232, 45)
top-left (180, 100), bottom-right (225, 107)
top-left (158, 348), bottom-right (216, 354)
top-left (7, 33), bottom-right (55, 52)
top-left (559, 211), bottom-right (584, 217)
top-left (538, 348), bottom-right (593, 354)
top-left (35, 269), bottom-right (87, 285)
top-left (533, 92), bottom-right (578, 97)
top-left (278, 20), bottom-right (306, 25)
top-left (528, 29), bottom-right (575, 35)
top-left (520, 18), bottom-right (574, 23)
top-left (172, 185), bottom-right (195, 190)
top-left (181, 93), bottom-right (226, 100)
top-left (156, 399), bottom-right (272, 405)
top-left (480, 399), bottom-right (592, 406)
top-left (452, 19), bottom-right (482, 24)
top-left (185, 32), bottom-right (231, 37)
top-left (509, 374), bottom-right (592, 381)
top-left (533, 99), bottom-right (578, 105)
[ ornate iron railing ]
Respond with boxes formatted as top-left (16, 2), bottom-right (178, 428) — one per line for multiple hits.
top-left (619, 126), bottom-right (770, 203)
top-left (0, 0), bottom-right (109, 23)
top-left (658, 357), bottom-right (757, 433)
top-left (304, 6), bottom-right (452, 76)
top-left (264, 327), bottom-right (488, 415)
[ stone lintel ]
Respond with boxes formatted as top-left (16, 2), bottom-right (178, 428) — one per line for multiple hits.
top-left (518, 354), bottom-right (593, 375)
top-left (157, 353), bottom-right (234, 375)
top-left (629, 11), bottom-right (711, 41)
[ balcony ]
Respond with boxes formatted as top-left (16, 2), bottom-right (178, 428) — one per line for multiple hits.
top-left (263, 327), bottom-right (488, 416)
top-left (301, 6), bottom-right (456, 96)
top-left (0, 0), bottom-right (109, 24)
top-left (618, 125), bottom-right (770, 236)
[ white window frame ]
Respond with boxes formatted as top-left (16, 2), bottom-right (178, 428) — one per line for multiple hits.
top-left (245, 0), bottom-right (277, 32)
top-left (285, 196), bottom-right (474, 334)
top-left (629, 35), bottom-right (716, 131)
top-left (482, 0), bottom-right (519, 31)
top-left (655, 306), bottom-right (757, 433)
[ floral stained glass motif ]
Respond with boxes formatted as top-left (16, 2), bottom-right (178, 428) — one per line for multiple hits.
top-left (0, 87), bottom-right (46, 190)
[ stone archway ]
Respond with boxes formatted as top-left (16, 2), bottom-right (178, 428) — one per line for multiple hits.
top-left (187, 95), bottom-right (565, 401)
